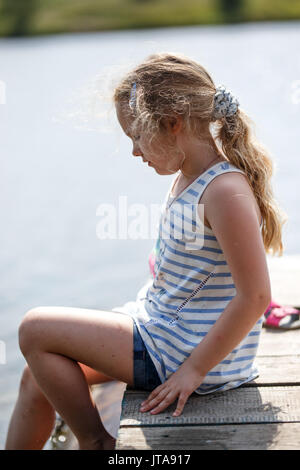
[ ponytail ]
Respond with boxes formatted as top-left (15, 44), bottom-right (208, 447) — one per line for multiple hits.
top-left (216, 109), bottom-right (286, 256)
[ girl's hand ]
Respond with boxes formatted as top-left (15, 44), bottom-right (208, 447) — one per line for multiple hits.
top-left (139, 361), bottom-right (205, 417)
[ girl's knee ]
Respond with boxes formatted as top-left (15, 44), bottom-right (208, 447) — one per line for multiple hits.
top-left (18, 307), bottom-right (44, 356)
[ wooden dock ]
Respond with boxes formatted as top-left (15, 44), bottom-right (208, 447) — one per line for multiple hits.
top-left (48, 255), bottom-right (300, 450)
top-left (116, 256), bottom-right (300, 450)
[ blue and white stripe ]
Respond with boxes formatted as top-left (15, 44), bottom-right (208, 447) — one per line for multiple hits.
top-left (120, 162), bottom-right (263, 394)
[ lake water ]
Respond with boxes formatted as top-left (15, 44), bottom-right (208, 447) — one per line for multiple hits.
top-left (0, 21), bottom-right (300, 449)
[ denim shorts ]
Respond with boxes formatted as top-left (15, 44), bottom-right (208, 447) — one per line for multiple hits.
top-left (133, 321), bottom-right (162, 391)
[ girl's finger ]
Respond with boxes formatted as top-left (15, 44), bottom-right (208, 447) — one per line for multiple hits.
top-left (172, 392), bottom-right (189, 417)
top-left (142, 383), bottom-right (165, 404)
top-left (149, 390), bottom-right (178, 414)
top-left (140, 386), bottom-right (170, 411)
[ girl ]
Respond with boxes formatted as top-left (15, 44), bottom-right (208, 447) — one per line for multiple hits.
top-left (6, 52), bottom-right (285, 450)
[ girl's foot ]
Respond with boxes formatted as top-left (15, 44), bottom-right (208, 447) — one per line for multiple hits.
top-left (102, 434), bottom-right (116, 450)
top-left (79, 428), bottom-right (116, 450)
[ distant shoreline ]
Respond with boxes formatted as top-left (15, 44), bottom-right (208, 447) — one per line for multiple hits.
top-left (1, 0), bottom-right (300, 37)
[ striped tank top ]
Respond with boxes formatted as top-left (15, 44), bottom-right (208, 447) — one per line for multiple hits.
top-left (131, 161), bottom-right (263, 394)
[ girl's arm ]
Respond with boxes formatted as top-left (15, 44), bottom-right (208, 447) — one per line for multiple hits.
top-left (140, 173), bottom-right (271, 417)
top-left (188, 172), bottom-right (271, 374)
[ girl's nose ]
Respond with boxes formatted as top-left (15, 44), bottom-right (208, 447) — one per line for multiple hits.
top-left (132, 144), bottom-right (142, 157)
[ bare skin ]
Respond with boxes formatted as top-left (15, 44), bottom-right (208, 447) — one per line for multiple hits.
top-left (116, 102), bottom-right (225, 179)
top-left (7, 105), bottom-right (216, 450)
top-left (114, 104), bottom-right (270, 417)
top-left (6, 308), bottom-right (134, 450)
top-left (6, 103), bottom-right (270, 448)
top-left (5, 362), bottom-right (116, 450)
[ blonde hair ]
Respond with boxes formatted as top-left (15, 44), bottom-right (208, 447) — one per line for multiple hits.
top-left (113, 52), bottom-right (286, 256)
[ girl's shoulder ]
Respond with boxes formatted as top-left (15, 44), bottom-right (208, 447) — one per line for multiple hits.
top-left (200, 171), bottom-right (261, 229)
top-left (201, 169), bottom-right (251, 201)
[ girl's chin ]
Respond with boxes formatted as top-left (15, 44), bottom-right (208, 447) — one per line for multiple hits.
top-left (153, 168), bottom-right (173, 175)
top-left (148, 162), bottom-right (178, 175)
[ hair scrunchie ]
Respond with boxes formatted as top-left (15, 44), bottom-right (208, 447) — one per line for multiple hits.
top-left (212, 85), bottom-right (239, 121)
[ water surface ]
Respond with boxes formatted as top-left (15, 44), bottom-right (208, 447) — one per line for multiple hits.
top-left (0, 21), bottom-right (299, 448)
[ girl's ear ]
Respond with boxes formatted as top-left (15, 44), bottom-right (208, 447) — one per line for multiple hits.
top-left (165, 115), bottom-right (183, 135)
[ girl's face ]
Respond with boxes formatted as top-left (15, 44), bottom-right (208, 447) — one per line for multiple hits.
top-left (116, 103), bottom-right (183, 175)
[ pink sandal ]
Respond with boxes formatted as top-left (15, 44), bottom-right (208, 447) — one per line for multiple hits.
top-left (263, 300), bottom-right (300, 330)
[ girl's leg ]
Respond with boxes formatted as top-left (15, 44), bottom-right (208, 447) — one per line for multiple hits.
top-left (16, 307), bottom-right (135, 450)
top-left (5, 363), bottom-right (114, 450)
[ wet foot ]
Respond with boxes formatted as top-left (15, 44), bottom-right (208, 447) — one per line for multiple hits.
top-left (79, 430), bottom-right (116, 450)
top-left (102, 434), bottom-right (116, 450)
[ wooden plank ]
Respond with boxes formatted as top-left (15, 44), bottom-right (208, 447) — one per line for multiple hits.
top-left (253, 355), bottom-right (300, 384)
top-left (258, 329), bottom-right (300, 356)
top-left (116, 422), bottom-right (300, 450)
top-left (120, 386), bottom-right (300, 427)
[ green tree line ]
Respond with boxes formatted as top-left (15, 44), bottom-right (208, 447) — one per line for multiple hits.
top-left (0, 0), bottom-right (300, 37)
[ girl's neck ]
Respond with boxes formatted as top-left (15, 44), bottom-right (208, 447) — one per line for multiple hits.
top-left (179, 138), bottom-right (225, 180)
